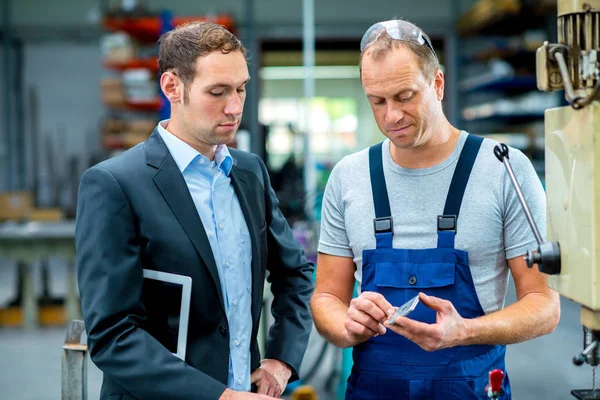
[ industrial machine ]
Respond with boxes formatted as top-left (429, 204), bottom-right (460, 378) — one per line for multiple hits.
top-left (495, 1), bottom-right (600, 398)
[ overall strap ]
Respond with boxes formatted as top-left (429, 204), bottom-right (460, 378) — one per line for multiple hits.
top-left (437, 134), bottom-right (484, 249)
top-left (369, 142), bottom-right (393, 248)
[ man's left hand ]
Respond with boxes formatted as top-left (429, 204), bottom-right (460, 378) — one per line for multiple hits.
top-left (250, 359), bottom-right (292, 398)
top-left (383, 292), bottom-right (470, 351)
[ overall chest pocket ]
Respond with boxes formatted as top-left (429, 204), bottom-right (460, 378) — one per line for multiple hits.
top-left (373, 261), bottom-right (455, 312)
top-left (370, 261), bottom-right (458, 366)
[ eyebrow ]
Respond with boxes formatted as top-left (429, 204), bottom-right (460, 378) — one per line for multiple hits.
top-left (209, 77), bottom-right (251, 89)
top-left (366, 89), bottom-right (414, 99)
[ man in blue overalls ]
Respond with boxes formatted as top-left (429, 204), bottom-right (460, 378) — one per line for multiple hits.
top-left (311, 19), bottom-right (560, 399)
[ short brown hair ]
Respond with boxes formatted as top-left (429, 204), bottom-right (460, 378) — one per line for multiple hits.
top-left (158, 21), bottom-right (247, 102)
top-left (359, 23), bottom-right (438, 84)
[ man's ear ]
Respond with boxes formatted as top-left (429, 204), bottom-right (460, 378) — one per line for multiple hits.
top-left (434, 68), bottom-right (445, 101)
top-left (160, 71), bottom-right (182, 104)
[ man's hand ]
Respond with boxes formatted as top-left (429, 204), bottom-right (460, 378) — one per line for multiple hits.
top-left (344, 291), bottom-right (393, 346)
top-left (219, 388), bottom-right (276, 400)
top-left (250, 359), bottom-right (292, 398)
top-left (383, 292), bottom-right (469, 351)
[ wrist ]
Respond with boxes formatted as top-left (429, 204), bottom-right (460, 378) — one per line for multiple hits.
top-left (462, 317), bottom-right (477, 346)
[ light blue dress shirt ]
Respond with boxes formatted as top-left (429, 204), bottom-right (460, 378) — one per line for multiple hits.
top-left (158, 120), bottom-right (253, 391)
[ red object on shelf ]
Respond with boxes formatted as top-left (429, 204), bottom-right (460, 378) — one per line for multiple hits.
top-left (103, 15), bottom-right (236, 42)
top-left (102, 134), bottom-right (125, 150)
top-left (103, 98), bottom-right (162, 112)
top-left (104, 58), bottom-right (158, 72)
top-left (125, 98), bottom-right (162, 112)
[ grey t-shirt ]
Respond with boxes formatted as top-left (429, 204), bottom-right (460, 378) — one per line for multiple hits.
top-left (318, 131), bottom-right (546, 314)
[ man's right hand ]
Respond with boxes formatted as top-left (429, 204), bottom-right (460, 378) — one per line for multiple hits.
top-left (344, 291), bottom-right (393, 346)
top-left (219, 388), bottom-right (276, 400)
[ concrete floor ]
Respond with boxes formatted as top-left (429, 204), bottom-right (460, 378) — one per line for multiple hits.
top-left (0, 258), bottom-right (597, 400)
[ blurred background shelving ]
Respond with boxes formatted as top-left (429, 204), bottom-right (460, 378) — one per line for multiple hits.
top-left (456, 0), bottom-right (563, 185)
top-left (0, 1), bottom-right (593, 399)
top-left (99, 6), bottom-right (236, 155)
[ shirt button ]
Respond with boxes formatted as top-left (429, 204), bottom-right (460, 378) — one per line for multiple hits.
top-left (233, 339), bottom-right (240, 346)
top-left (219, 223), bottom-right (224, 230)
top-left (237, 378), bottom-right (243, 384)
top-left (408, 275), bottom-right (417, 285)
top-left (232, 299), bottom-right (238, 306)
top-left (225, 261), bottom-right (231, 268)
top-left (199, 158), bottom-right (205, 164)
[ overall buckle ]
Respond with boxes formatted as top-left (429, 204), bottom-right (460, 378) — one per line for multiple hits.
top-left (373, 217), bottom-right (393, 236)
top-left (437, 215), bottom-right (457, 232)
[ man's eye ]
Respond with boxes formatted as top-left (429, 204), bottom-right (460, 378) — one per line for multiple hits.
top-left (373, 99), bottom-right (385, 105)
top-left (210, 92), bottom-right (225, 97)
top-left (400, 93), bottom-right (414, 102)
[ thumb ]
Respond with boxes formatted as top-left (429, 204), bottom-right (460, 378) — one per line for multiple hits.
top-left (418, 292), bottom-right (445, 311)
top-left (251, 368), bottom-right (262, 384)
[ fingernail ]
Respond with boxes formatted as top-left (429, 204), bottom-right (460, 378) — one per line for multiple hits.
top-left (387, 308), bottom-right (395, 315)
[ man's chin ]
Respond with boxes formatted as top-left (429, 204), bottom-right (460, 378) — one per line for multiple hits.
top-left (212, 131), bottom-right (237, 146)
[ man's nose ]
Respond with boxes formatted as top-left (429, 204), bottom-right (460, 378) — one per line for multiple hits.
top-left (385, 103), bottom-right (404, 125)
top-left (224, 93), bottom-right (243, 116)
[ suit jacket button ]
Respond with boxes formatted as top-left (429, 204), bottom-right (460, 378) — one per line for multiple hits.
top-left (219, 326), bottom-right (227, 336)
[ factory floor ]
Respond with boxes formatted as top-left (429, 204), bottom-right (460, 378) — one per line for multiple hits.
top-left (0, 259), bottom-right (595, 400)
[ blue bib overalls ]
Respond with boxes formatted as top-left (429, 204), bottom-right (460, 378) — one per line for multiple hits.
top-left (346, 135), bottom-right (510, 400)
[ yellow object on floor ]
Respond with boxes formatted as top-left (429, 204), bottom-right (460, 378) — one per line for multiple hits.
top-left (291, 385), bottom-right (318, 400)
top-left (0, 305), bottom-right (68, 327)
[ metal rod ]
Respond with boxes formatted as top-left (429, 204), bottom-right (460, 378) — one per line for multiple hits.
top-left (2, 0), bottom-right (14, 190)
top-left (243, 0), bottom-right (262, 159)
top-left (576, 79), bottom-right (600, 108)
top-left (501, 157), bottom-right (544, 245)
top-left (554, 51), bottom-right (581, 105)
top-left (583, 340), bottom-right (599, 357)
top-left (302, 0), bottom-right (316, 220)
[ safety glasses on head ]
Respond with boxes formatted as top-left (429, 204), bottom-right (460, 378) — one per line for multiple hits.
top-left (360, 20), bottom-right (437, 60)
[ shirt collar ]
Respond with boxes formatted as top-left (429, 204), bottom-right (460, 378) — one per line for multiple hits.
top-left (157, 119), bottom-right (233, 176)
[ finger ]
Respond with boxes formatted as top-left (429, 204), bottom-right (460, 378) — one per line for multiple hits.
top-left (385, 316), bottom-right (438, 338)
top-left (256, 380), bottom-right (269, 395)
top-left (251, 369), bottom-right (262, 384)
top-left (418, 292), bottom-right (451, 313)
top-left (346, 319), bottom-right (381, 339)
top-left (348, 307), bottom-right (387, 335)
top-left (360, 292), bottom-right (394, 317)
top-left (268, 384), bottom-right (280, 398)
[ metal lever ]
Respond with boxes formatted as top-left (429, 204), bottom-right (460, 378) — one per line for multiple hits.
top-left (574, 340), bottom-right (599, 366)
top-left (493, 144), bottom-right (561, 274)
top-left (574, 327), bottom-right (600, 367)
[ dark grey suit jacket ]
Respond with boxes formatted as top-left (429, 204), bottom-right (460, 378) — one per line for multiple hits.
top-left (75, 129), bottom-right (314, 400)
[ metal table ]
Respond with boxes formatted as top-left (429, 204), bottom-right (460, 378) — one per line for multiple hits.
top-left (0, 221), bottom-right (77, 329)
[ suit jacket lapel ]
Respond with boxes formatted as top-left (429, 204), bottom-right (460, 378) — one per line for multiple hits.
top-left (229, 164), bottom-right (263, 324)
top-left (146, 130), bottom-right (226, 315)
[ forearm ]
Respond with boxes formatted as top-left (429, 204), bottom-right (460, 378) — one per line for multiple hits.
top-left (464, 290), bottom-right (560, 345)
top-left (90, 326), bottom-right (227, 400)
top-left (311, 293), bottom-right (355, 348)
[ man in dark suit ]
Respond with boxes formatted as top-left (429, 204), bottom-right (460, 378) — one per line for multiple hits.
top-left (76, 22), bottom-right (314, 400)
